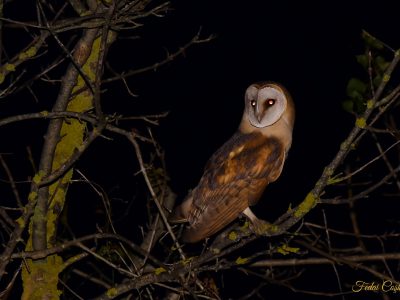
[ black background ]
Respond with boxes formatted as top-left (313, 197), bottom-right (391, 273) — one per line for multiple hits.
top-left (1, 1), bottom-right (400, 298)
top-left (121, 0), bottom-right (399, 223)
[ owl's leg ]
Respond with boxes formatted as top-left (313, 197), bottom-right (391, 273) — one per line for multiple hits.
top-left (242, 207), bottom-right (271, 235)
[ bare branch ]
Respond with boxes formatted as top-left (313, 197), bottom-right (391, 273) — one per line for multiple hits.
top-left (0, 154), bottom-right (22, 207)
top-left (250, 252), bottom-right (400, 267)
top-left (102, 30), bottom-right (215, 84)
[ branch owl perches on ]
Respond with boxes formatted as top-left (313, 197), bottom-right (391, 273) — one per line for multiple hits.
top-left (169, 82), bottom-right (295, 242)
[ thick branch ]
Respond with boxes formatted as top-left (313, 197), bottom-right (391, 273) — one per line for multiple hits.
top-left (32, 28), bottom-right (99, 251)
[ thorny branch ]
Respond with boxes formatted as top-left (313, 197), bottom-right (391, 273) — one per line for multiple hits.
top-left (90, 45), bottom-right (400, 299)
top-left (0, 1), bottom-right (217, 297)
top-left (102, 29), bottom-right (215, 84)
top-left (1, 0), bottom-right (400, 298)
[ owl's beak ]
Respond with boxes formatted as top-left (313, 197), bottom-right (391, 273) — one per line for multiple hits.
top-left (255, 103), bottom-right (262, 123)
top-left (257, 113), bottom-right (263, 123)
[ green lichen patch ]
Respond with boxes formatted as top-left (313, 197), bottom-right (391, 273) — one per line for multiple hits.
top-left (266, 224), bottom-right (279, 233)
top-left (32, 170), bottom-right (46, 185)
top-left (181, 256), bottom-right (195, 266)
top-left (106, 287), bottom-right (118, 298)
top-left (28, 191), bottom-right (38, 202)
top-left (340, 142), bottom-right (348, 151)
top-left (383, 74), bottom-right (391, 82)
top-left (47, 170), bottom-right (72, 244)
top-left (19, 46), bottom-right (38, 60)
top-left (22, 33), bottom-right (109, 300)
top-left (228, 231), bottom-right (238, 241)
top-left (294, 193), bottom-right (317, 218)
top-left (21, 255), bottom-right (64, 299)
top-left (251, 222), bottom-right (279, 235)
top-left (44, 36), bottom-right (102, 246)
top-left (235, 256), bottom-right (249, 265)
top-left (327, 173), bottom-right (344, 185)
top-left (5, 63), bottom-right (16, 71)
top-left (355, 117), bottom-right (367, 129)
top-left (366, 99), bottom-right (374, 109)
top-left (277, 244), bottom-right (300, 255)
top-left (15, 215), bottom-right (26, 228)
top-left (240, 221), bottom-right (250, 232)
top-left (40, 110), bottom-right (49, 117)
top-left (154, 267), bottom-right (166, 275)
top-left (211, 247), bottom-right (221, 254)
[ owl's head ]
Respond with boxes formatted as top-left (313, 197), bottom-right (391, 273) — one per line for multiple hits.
top-left (244, 82), bottom-right (294, 129)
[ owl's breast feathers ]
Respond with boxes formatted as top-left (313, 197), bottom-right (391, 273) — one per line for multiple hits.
top-left (170, 131), bottom-right (287, 243)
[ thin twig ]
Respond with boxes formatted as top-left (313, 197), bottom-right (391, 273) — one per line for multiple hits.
top-left (11, 232), bottom-right (165, 268)
top-left (126, 133), bottom-right (186, 260)
top-left (320, 163), bottom-right (400, 204)
top-left (329, 139), bottom-right (400, 184)
top-left (0, 155), bottom-right (22, 207)
top-left (250, 252), bottom-right (400, 267)
top-left (102, 30), bottom-right (215, 84)
top-left (296, 240), bottom-right (400, 285)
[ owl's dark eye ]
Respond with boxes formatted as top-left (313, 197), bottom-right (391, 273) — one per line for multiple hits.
top-left (266, 99), bottom-right (276, 106)
top-left (250, 100), bottom-right (257, 107)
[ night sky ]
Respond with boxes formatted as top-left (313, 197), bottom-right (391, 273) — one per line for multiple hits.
top-left (1, 1), bottom-right (400, 298)
top-left (117, 1), bottom-right (400, 218)
top-left (2, 0), bottom-right (399, 236)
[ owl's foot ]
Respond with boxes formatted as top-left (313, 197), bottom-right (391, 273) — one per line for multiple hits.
top-left (250, 218), bottom-right (272, 235)
top-left (242, 207), bottom-right (271, 236)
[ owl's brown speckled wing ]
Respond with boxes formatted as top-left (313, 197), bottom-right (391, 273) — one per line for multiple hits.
top-left (182, 131), bottom-right (286, 243)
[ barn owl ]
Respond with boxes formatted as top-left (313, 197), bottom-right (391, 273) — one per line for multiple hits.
top-left (169, 82), bottom-right (295, 243)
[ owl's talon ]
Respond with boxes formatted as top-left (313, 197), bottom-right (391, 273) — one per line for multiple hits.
top-left (249, 218), bottom-right (271, 236)
top-left (242, 207), bottom-right (271, 236)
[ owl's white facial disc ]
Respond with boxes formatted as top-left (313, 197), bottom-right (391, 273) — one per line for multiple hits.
top-left (245, 85), bottom-right (287, 128)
